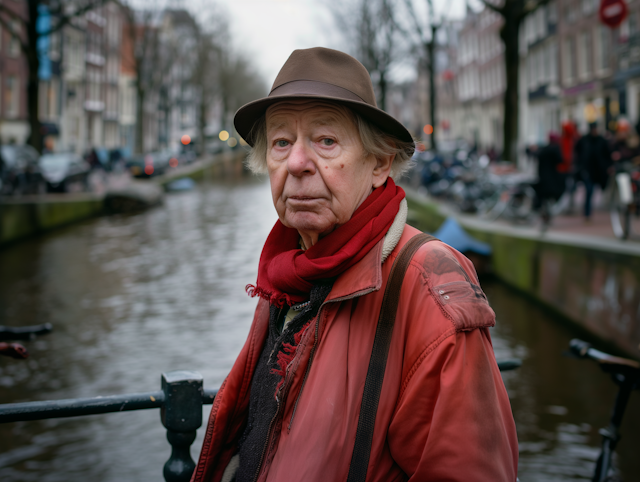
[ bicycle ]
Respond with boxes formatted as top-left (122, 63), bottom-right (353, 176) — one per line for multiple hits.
top-left (479, 181), bottom-right (537, 224)
top-left (608, 162), bottom-right (640, 240)
top-left (568, 339), bottom-right (640, 482)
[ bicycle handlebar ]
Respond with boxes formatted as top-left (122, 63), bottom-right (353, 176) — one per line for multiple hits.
top-left (569, 339), bottom-right (640, 372)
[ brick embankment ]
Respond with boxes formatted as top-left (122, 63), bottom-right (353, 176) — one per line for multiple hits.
top-left (405, 189), bottom-right (640, 357)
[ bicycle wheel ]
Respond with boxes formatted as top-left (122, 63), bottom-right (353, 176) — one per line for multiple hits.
top-left (509, 185), bottom-right (536, 224)
top-left (609, 176), bottom-right (632, 239)
top-left (481, 192), bottom-right (508, 221)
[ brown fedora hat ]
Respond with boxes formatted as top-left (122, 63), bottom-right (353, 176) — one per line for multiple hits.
top-left (234, 47), bottom-right (414, 148)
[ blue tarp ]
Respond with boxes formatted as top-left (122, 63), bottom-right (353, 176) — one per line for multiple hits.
top-left (433, 217), bottom-right (492, 256)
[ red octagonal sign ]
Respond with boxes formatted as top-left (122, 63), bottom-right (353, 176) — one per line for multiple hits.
top-left (600, 0), bottom-right (628, 28)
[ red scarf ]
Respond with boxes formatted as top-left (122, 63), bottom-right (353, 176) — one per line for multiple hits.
top-left (246, 179), bottom-right (405, 307)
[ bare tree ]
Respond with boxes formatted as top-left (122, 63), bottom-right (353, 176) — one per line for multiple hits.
top-left (0, 0), bottom-right (111, 153)
top-left (480, 0), bottom-right (549, 162)
top-left (333, 0), bottom-right (400, 111)
top-left (120, 2), bottom-right (197, 153)
top-left (401, 0), bottom-right (441, 150)
top-left (190, 11), bottom-right (227, 155)
top-left (217, 51), bottom-right (266, 131)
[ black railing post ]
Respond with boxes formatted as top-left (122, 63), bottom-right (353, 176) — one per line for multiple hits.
top-left (161, 371), bottom-right (204, 482)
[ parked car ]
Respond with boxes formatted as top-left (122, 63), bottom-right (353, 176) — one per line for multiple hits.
top-left (39, 153), bottom-right (91, 192)
top-left (0, 144), bottom-right (46, 195)
top-left (126, 151), bottom-right (170, 178)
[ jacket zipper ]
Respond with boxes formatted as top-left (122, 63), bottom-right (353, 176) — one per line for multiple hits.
top-left (252, 286), bottom-right (377, 481)
top-left (287, 286), bottom-right (378, 432)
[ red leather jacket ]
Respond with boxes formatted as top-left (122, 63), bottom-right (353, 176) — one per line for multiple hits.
top-left (192, 225), bottom-right (518, 482)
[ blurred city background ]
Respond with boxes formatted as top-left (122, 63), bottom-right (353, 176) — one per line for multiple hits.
top-left (1, 0), bottom-right (640, 481)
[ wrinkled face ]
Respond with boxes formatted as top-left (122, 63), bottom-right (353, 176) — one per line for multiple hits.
top-left (266, 100), bottom-right (387, 247)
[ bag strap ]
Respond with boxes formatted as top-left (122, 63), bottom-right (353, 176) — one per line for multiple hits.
top-left (347, 233), bottom-right (437, 482)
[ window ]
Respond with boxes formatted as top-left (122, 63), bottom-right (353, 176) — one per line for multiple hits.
top-left (564, 37), bottom-right (576, 83)
top-left (580, 31), bottom-right (592, 78)
top-left (9, 20), bottom-right (21, 57)
top-left (549, 40), bottom-right (558, 83)
top-left (543, 44), bottom-right (551, 83)
top-left (565, 6), bottom-right (576, 24)
top-left (5, 76), bottom-right (19, 118)
top-left (599, 26), bottom-right (611, 71)
top-left (548, 0), bottom-right (558, 24)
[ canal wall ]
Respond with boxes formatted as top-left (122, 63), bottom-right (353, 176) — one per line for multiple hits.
top-left (0, 194), bottom-right (104, 246)
top-left (155, 149), bottom-right (247, 187)
top-left (0, 150), bottom-right (248, 247)
top-left (406, 190), bottom-right (640, 357)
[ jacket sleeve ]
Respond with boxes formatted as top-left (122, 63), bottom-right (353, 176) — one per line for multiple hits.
top-left (386, 327), bottom-right (519, 481)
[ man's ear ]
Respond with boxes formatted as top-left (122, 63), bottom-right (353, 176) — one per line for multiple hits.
top-left (372, 152), bottom-right (394, 188)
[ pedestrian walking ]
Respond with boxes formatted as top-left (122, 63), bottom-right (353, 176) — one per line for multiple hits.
top-left (191, 47), bottom-right (518, 482)
top-left (574, 122), bottom-right (612, 220)
top-left (533, 132), bottom-right (566, 224)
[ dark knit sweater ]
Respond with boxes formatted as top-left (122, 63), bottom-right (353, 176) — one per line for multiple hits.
top-left (236, 282), bottom-right (333, 482)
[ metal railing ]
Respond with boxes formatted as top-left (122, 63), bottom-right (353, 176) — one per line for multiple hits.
top-left (0, 370), bottom-right (217, 482)
top-left (0, 359), bottom-right (522, 481)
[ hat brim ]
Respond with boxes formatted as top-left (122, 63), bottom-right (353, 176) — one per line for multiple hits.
top-left (234, 94), bottom-right (415, 148)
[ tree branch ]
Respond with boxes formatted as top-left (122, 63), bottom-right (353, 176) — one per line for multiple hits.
top-left (44, 0), bottom-right (113, 36)
top-left (479, 0), bottom-right (504, 15)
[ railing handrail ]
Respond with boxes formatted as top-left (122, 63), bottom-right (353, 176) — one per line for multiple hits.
top-left (0, 370), bottom-right (216, 482)
top-left (0, 360), bottom-right (520, 481)
top-left (0, 388), bottom-right (217, 423)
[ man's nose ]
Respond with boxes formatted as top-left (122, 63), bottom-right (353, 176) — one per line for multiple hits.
top-left (287, 141), bottom-right (316, 176)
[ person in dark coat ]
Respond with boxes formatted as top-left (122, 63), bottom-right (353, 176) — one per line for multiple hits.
top-left (533, 132), bottom-right (566, 222)
top-left (574, 122), bottom-right (612, 220)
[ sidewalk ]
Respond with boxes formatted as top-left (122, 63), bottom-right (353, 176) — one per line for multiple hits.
top-left (547, 208), bottom-right (640, 240)
top-left (406, 186), bottom-right (640, 257)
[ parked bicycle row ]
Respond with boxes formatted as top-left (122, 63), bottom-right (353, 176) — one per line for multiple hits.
top-left (405, 132), bottom-right (640, 240)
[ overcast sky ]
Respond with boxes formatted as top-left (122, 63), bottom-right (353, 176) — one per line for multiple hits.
top-left (218, 0), bottom-right (472, 87)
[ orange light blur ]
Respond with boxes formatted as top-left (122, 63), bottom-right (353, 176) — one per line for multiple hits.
top-left (169, 157), bottom-right (179, 168)
top-left (416, 142), bottom-right (426, 152)
top-left (181, 135), bottom-right (191, 145)
top-left (144, 165), bottom-right (154, 175)
top-left (423, 124), bottom-right (434, 135)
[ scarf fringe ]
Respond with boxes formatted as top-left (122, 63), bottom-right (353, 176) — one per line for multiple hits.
top-left (270, 322), bottom-right (311, 398)
top-left (245, 284), bottom-right (294, 308)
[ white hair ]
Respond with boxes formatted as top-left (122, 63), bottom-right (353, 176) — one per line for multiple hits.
top-left (245, 105), bottom-right (414, 179)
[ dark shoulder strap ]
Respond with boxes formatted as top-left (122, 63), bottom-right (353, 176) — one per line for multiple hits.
top-left (347, 233), bottom-right (437, 482)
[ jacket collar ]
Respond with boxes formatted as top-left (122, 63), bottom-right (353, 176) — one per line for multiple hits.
top-left (325, 198), bottom-right (408, 302)
top-left (325, 237), bottom-right (384, 302)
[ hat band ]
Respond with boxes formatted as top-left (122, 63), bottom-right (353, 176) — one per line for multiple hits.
top-left (269, 80), bottom-right (367, 104)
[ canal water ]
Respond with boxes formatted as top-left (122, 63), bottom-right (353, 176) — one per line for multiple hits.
top-left (0, 177), bottom-right (638, 482)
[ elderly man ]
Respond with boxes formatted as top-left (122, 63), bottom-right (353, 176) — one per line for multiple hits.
top-left (192, 47), bottom-right (518, 482)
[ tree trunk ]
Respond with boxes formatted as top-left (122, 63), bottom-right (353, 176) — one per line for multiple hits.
top-left (500, 18), bottom-right (520, 163)
top-left (378, 72), bottom-right (387, 112)
top-left (26, 0), bottom-right (42, 153)
top-left (135, 85), bottom-right (145, 154)
top-left (428, 25), bottom-right (438, 152)
top-left (198, 99), bottom-right (207, 156)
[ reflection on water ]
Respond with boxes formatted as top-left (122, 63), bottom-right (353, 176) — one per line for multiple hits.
top-left (0, 177), bottom-right (639, 481)
top-left (488, 282), bottom-right (640, 481)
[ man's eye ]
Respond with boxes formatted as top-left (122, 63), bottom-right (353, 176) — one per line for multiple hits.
top-left (276, 140), bottom-right (289, 148)
top-left (321, 138), bottom-right (335, 146)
